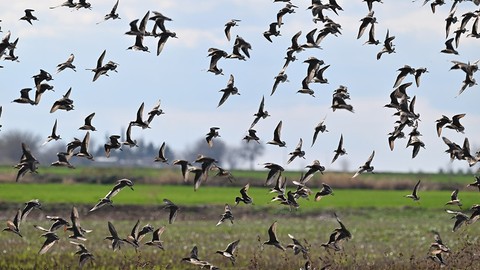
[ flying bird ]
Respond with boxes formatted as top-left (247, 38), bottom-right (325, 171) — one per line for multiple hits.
top-left (216, 204), bottom-right (234, 226)
top-left (267, 120), bottom-right (286, 147)
top-left (331, 134), bottom-right (347, 164)
top-left (263, 221), bottom-right (285, 251)
top-left (224, 19), bottom-right (240, 41)
top-left (250, 96), bottom-right (270, 129)
top-left (218, 74), bottom-right (240, 107)
top-left (216, 239), bottom-right (240, 265)
top-left (154, 142), bottom-right (169, 163)
top-left (97, 0), bottom-right (120, 23)
top-left (163, 199), bottom-right (179, 224)
top-left (405, 180), bottom-right (421, 201)
top-left (352, 150), bottom-right (375, 178)
top-left (56, 54), bottom-right (76, 73)
top-left (205, 127), bottom-right (221, 147)
top-left (311, 116), bottom-right (328, 147)
top-left (20, 9), bottom-right (38, 25)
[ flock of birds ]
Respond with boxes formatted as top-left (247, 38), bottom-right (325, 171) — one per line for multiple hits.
top-left (2, 0), bottom-right (480, 269)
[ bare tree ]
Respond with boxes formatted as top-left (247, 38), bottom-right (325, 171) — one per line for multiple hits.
top-left (183, 137), bottom-right (227, 165)
top-left (0, 130), bottom-right (41, 164)
top-left (239, 141), bottom-right (265, 170)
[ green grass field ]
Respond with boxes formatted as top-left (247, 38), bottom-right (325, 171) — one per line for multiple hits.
top-left (1, 172), bottom-right (480, 269)
top-left (0, 183), bottom-right (479, 210)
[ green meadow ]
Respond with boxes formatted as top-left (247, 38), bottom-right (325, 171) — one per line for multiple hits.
top-left (1, 168), bottom-right (480, 269)
top-left (1, 183), bottom-right (479, 210)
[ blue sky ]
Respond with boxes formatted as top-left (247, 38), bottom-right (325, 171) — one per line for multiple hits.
top-left (1, 0), bottom-right (480, 173)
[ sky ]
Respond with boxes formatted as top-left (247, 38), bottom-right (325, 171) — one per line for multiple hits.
top-left (1, 0), bottom-right (480, 174)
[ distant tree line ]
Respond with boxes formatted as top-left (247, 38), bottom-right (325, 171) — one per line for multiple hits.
top-left (0, 130), bottom-right (265, 170)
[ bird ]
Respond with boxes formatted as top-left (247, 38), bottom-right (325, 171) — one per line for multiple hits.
top-left (130, 102), bottom-right (150, 129)
top-left (467, 176), bottom-right (480, 191)
top-left (74, 131), bottom-right (94, 160)
top-left (156, 30), bottom-right (177, 56)
top-left (414, 67), bottom-right (428, 87)
top-left (12, 88), bottom-right (35, 105)
top-left (15, 142), bottom-right (39, 182)
top-left (332, 134), bottom-right (347, 164)
top-left (20, 9), bottom-right (38, 25)
top-left (216, 204), bottom-right (234, 226)
top-left (271, 69), bottom-right (289, 96)
top-left (97, 0), bottom-right (120, 23)
top-left (163, 199), bottom-right (179, 224)
top-left (127, 35), bottom-right (149, 52)
top-left (50, 87), bottom-right (74, 113)
top-left (75, 0), bottom-right (92, 10)
top-left (264, 22), bottom-right (282, 42)
top-left (393, 65), bottom-right (416, 88)
top-left (445, 189), bottom-right (462, 208)
top-left (441, 37), bottom-right (458, 54)
top-left (235, 183), bottom-right (253, 205)
top-left (445, 113), bottom-right (465, 133)
top-left (146, 99), bottom-right (165, 124)
top-left (49, 0), bottom-right (76, 9)
top-left (445, 209), bottom-right (469, 232)
top-left (34, 216), bottom-right (70, 233)
top-left (407, 135), bottom-right (425, 159)
top-left (243, 129), bottom-right (260, 143)
top-left (172, 159), bottom-right (192, 182)
top-left (150, 11), bottom-right (173, 34)
top-left (436, 115), bottom-right (452, 137)
top-left (277, 3), bottom-right (297, 27)
top-left (250, 96), bottom-right (270, 129)
top-left (227, 35), bottom-right (251, 60)
top-left (20, 199), bottom-right (42, 221)
top-left (154, 142), bottom-right (169, 163)
top-left (216, 239), bottom-right (240, 265)
top-left (331, 96), bottom-right (354, 113)
top-left (78, 112), bottom-right (96, 131)
top-left (42, 119), bottom-right (61, 146)
top-left (224, 19), bottom-right (241, 41)
top-left (205, 127), bottom-right (221, 147)
top-left (70, 241), bottom-right (95, 268)
top-left (315, 183), bottom-right (334, 201)
top-left (298, 160), bottom-right (325, 184)
top-left (263, 162), bottom-right (285, 186)
top-left (67, 206), bottom-right (92, 241)
top-left (263, 221), bottom-right (285, 251)
top-left (207, 48), bottom-right (227, 75)
top-left (56, 54), bottom-right (76, 73)
top-left (89, 179), bottom-right (134, 212)
top-left (311, 117), bottom-right (328, 147)
top-left (4, 37), bottom-right (19, 62)
top-left (286, 234), bottom-right (309, 259)
top-left (3, 209), bottom-right (22, 237)
top-left (267, 120), bottom-right (286, 147)
top-left (104, 135), bottom-right (122, 158)
top-left (145, 226), bottom-right (166, 250)
top-left (38, 232), bottom-right (59, 255)
top-left (363, 22), bottom-right (380, 45)
top-left (105, 221), bottom-right (124, 251)
top-left (86, 50), bottom-right (118, 82)
top-left (287, 138), bottom-right (305, 164)
top-left (122, 123), bottom-right (138, 148)
top-left (357, 11), bottom-right (376, 40)
top-left (213, 165), bottom-right (235, 182)
top-left (352, 150), bottom-right (375, 178)
top-left (218, 74), bottom-right (240, 107)
top-left (405, 180), bottom-right (421, 201)
top-left (124, 220), bottom-right (154, 250)
top-left (377, 29), bottom-right (395, 60)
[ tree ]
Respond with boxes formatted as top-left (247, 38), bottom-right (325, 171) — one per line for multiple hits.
top-left (239, 141), bottom-right (265, 170)
top-left (0, 130), bottom-right (41, 164)
top-left (183, 137), bottom-right (228, 165)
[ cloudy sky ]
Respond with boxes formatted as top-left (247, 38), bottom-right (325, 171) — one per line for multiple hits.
top-left (1, 0), bottom-right (480, 173)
